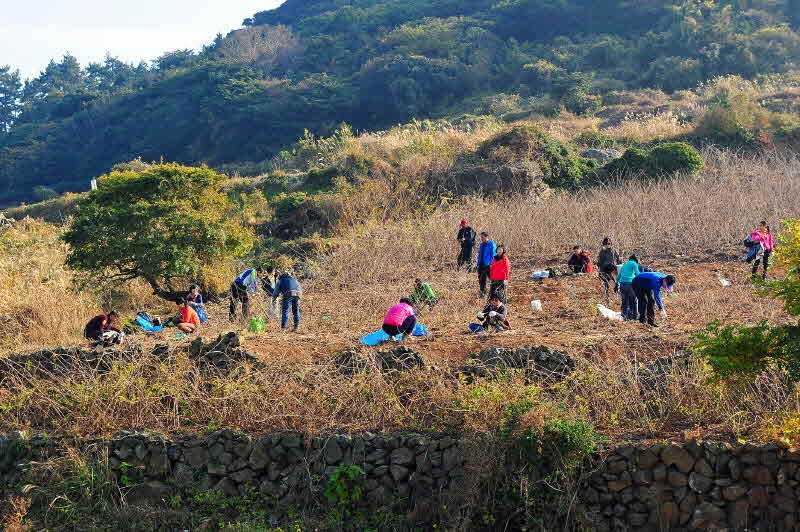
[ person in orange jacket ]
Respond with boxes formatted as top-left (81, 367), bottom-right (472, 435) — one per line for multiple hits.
top-left (489, 245), bottom-right (510, 303)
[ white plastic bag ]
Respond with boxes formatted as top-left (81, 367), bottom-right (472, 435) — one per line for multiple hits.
top-left (530, 300), bottom-right (543, 312)
top-left (597, 304), bottom-right (623, 321)
top-left (531, 270), bottom-right (550, 279)
top-left (719, 279), bottom-right (732, 287)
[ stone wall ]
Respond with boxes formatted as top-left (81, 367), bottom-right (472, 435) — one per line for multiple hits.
top-left (0, 430), bottom-right (466, 524)
top-left (580, 441), bottom-right (800, 531)
top-left (4, 431), bottom-right (800, 530)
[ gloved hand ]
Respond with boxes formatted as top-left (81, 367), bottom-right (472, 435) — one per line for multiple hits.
top-left (660, 309), bottom-right (668, 319)
top-left (477, 312), bottom-right (486, 320)
top-left (489, 311), bottom-right (498, 318)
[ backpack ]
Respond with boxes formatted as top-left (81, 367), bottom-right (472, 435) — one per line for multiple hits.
top-left (742, 236), bottom-right (756, 248)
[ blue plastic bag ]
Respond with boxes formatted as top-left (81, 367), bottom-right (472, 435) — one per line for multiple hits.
top-left (196, 307), bottom-right (208, 324)
top-left (135, 316), bottom-right (163, 332)
top-left (359, 324), bottom-right (429, 346)
top-left (468, 323), bottom-right (485, 334)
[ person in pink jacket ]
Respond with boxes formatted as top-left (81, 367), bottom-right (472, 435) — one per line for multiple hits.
top-left (750, 220), bottom-right (775, 280)
top-left (382, 298), bottom-right (417, 341)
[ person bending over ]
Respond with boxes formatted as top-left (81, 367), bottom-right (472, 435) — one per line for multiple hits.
top-left (631, 272), bottom-right (675, 327)
top-left (382, 298), bottom-right (417, 341)
top-left (84, 311), bottom-right (124, 344)
top-left (411, 279), bottom-right (439, 310)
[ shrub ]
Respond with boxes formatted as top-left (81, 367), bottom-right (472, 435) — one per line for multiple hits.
top-left (604, 142), bottom-right (703, 179)
top-left (648, 142), bottom-right (704, 175)
top-left (479, 125), bottom-right (597, 189)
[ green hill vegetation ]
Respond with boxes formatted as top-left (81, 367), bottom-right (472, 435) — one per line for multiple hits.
top-left (1, 0), bottom-right (800, 204)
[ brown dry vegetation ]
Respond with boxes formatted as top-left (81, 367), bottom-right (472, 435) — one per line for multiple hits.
top-left (0, 147), bottom-right (798, 446)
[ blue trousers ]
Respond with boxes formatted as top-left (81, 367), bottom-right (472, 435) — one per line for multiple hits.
top-left (281, 296), bottom-right (301, 329)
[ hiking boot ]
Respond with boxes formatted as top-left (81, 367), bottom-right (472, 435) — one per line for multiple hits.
top-left (648, 322), bottom-right (659, 328)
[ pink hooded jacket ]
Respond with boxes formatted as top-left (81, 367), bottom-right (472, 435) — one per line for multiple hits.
top-left (383, 303), bottom-right (415, 326)
top-left (750, 230), bottom-right (774, 251)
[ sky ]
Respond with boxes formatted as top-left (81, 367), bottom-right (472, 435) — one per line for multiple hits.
top-left (1, 0), bottom-right (285, 80)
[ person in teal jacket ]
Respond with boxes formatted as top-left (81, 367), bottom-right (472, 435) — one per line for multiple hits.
top-left (616, 255), bottom-right (641, 320)
top-left (476, 232), bottom-right (497, 297)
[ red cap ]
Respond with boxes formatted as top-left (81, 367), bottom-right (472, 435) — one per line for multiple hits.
top-left (460, 219), bottom-right (467, 227)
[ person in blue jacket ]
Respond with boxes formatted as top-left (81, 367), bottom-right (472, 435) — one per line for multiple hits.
top-left (631, 271), bottom-right (676, 327)
top-left (273, 271), bottom-right (303, 331)
top-left (476, 232), bottom-right (497, 298)
top-left (229, 267), bottom-right (263, 322)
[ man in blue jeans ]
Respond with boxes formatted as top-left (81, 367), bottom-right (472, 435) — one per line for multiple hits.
top-left (272, 271), bottom-right (303, 331)
top-left (476, 232), bottom-right (497, 298)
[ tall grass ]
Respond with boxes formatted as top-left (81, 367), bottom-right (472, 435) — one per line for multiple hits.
top-left (324, 148), bottom-right (800, 286)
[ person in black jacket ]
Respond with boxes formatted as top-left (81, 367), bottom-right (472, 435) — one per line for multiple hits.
top-left (597, 237), bottom-right (621, 302)
top-left (456, 219), bottom-right (477, 272)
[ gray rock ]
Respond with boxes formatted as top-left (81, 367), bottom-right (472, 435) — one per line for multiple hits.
top-left (249, 442), bottom-right (270, 470)
top-left (323, 439), bottom-right (343, 464)
top-left (214, 477), bottom-right (239, 497)
top-left (391, 465), bottom-right (410, 482)
top-left (184, 447), bottom-right (208, 468)
top-left (390, 448), bottom-right (414, 466)
top-left (661, 446), bottom-right (695, 474)
top-left (689, 473), bottom-right (713, 493)
top-left (580, 149), bottom-right (622, 164)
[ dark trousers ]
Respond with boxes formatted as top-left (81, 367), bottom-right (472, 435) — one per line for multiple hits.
top-left (458, 245), bottom-right (474, 270)
top-left (636, 287), bottom-right (657, 325)
top-left (478, 265), bottom-right (491, 296)
top-left (281, 296), bottom-right (301, 329)
top-left (599, 271), bottom-right (615, 302)
top-left (752, 250), bottom-right (771, 278)
top-left (619, 282), bottom-right (637, 320)
top-left (489, 280), bottom-right (508, 303)
top-left (229, 282), bottom-right (250, 322)
top-left (383, 315), bottom-right (417, 338)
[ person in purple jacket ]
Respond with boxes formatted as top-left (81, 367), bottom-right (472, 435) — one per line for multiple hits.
top-left (631, 272), bottom-right (676, 327)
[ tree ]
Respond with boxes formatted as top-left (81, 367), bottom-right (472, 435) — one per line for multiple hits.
top-left (0, 66), bottom-right (21, 133)
top-left (22, 54), bottom-right (85, 103)
top-left (215, 25), bottom-right (303, 75)
top-left (62, 164), bottom-right (255, 298)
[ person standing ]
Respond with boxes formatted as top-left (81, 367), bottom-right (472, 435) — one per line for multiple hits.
top-left (456, 219), bottom-right (477, 272)
top-left (476, 232), bottom-right (497, 298)
top-left (597, 237), bottom-right (621, 302)
top-left (615, 255), bottom-right (642, 321)
top-left (749, 221), bottom-right (774, 281)
top-left (489, 245), bottom-right (510, 303)
top-left (632, 271), bottom-right (675, 327)
top-left (229, 267), bottom-right (263, 322)
top-left (382, 298), bottom-right (417, 341)
top-left (262, 266), bottom-right (279, 319)
top-left (273, 271), bottom-right (303, 331)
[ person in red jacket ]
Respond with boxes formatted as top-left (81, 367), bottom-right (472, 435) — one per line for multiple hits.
top-left (489, 245), bottom-right (510, 303)
top-left (568, 245), bottom-right (593, 274)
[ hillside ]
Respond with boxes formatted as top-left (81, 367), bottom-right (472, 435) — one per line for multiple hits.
top-left (2, 0), bottom-right (800, 204)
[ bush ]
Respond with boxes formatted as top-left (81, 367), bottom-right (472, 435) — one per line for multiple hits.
top-left (648, 142), bottom-right (704, 175)
top-left (604, 142), bottom-right (703, 179)
top-left (479, 125), bottom-right (597, 189)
